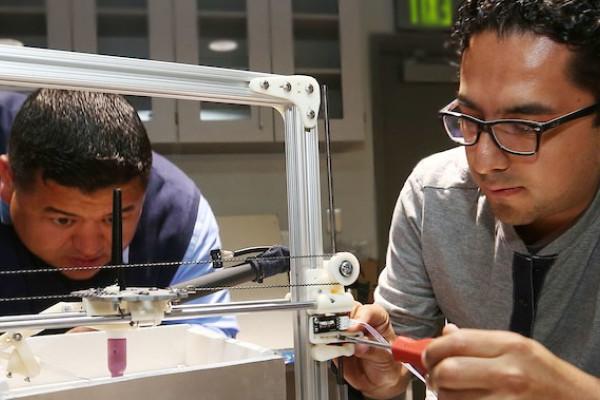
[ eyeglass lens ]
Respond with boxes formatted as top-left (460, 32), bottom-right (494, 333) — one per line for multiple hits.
top-left (443, 115), bottom-right (538, 153)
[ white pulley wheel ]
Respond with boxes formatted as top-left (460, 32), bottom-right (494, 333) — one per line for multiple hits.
top-left (326, 252), bottom-right (360, 286)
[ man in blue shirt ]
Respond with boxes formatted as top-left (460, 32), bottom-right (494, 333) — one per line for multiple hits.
top-left (0, 88), bottom-right (237, 338)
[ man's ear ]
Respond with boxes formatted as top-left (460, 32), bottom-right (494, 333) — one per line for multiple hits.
top-left (0, 154), bottom-right (15, 204)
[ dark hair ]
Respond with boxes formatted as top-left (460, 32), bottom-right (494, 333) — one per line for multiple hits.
top-left (451, 0), bottom-right (600, 114)
top-left (8, 89), bottom-right (152, 192)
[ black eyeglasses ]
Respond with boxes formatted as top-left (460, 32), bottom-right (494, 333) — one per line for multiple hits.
top-left (439, 99), bottom-right (598, 156)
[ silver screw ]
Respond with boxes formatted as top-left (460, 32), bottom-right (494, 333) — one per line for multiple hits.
top-left (12, 333), bottom-right (22, 342)
top-left (306, 84), bottom-right (314, 94)
top-left (339, 261), bottom-right (353, 278)
top-left (307, 110), bottom-right (316, 119)
top-left (261, 80), bottom-right (270, 90)
top-left (284, 82), bottom-right (292, 92)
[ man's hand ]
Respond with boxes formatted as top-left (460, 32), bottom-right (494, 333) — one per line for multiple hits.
top-left (341, 303), bottom-right (411, 399)
top-left (424, 325), bottom-right (600, 400)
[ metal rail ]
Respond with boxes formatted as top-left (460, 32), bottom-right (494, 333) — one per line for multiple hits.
top-left (0, 45), bottom-right (286, 107)
top-left (285, 107), bottom-right (328, 400)
top-left (0, 299), bottom-right (316, 332)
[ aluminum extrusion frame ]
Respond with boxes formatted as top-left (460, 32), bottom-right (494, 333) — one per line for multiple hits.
top-left (0, 45), bottom-right (326, 400)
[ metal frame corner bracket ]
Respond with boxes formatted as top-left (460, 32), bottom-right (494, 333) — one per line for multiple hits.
top-left (249, 75), bottom-right (321, 129)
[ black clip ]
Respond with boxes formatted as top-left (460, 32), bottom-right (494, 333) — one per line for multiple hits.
top-left (210, 249), bottom-right (223, 269)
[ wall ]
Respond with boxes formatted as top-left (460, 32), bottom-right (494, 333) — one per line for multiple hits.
top-left (166, 1), bottom-right (395, 260)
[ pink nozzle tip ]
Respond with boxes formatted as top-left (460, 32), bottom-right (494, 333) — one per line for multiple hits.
top-left (107, 337), bottom-right (127, 377)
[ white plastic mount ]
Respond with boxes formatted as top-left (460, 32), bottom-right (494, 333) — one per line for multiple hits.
top-left (0, 332), bottom-right (40, 381)
top-left (73, 285), bottom-right (186, 326)
top-left (249, 75), bottom-right (321, 129)
top-left (0, 302), bottom-right (83, 381)
top-left (306, 252), bottom-right (362, 362)
top-left (326, 252), bottom-right (360, 287)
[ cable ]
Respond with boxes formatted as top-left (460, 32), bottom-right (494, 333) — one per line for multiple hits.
top-left (350, 319), bottom-right (428, 384)
top-left (0, 253), bottom-right (331, 276)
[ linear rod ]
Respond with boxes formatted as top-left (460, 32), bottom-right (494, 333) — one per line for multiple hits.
top-left (0, 299), bottom-right (297, 324)
top-left (0, 300), bottom-right (315, 332)
top-left (0, 312), bottom-right (86, 323)
top-left (165, 301), bottom-right (315, 321)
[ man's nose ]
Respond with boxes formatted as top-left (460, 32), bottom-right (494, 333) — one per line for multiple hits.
top-left (467, 128), bottom-right (510, 175)
top-left (72, 223), bottom-right (106, 256)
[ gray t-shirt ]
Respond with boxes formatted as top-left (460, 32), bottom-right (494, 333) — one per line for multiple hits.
top-left (375, 147), bottom-right (600, 375)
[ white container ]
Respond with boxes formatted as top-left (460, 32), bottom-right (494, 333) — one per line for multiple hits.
top-left (1, 324), bottom-right (285, 400)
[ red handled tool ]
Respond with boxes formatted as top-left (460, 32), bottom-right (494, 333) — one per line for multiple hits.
top-left (340, 335), bottom-right (433, 376)
top-left (390, 336), bottom-right (432, 375)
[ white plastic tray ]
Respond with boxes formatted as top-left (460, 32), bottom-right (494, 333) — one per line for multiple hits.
top-left (2, 324), bottom-right (285, 400)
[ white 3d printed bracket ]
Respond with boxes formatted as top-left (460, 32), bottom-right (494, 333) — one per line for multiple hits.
top-left (249, 75), bottom-right (321, 129)
top-left (306, 252), bottom-right (362, 362)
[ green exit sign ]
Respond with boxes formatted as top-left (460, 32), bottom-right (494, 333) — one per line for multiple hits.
top-left (397, 0), bottom-right (455, 29)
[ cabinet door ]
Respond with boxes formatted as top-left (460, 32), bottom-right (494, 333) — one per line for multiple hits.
top-left (71, 0), bottom-right (177, 143)
top-left (0, 0), bottom-right (71, 98)
top-left (174, 0), bottom-right (274, 144)
top-left (0, 0), bottom-right (71, 50)
top-left (271, 0), bottom-right (364, 142)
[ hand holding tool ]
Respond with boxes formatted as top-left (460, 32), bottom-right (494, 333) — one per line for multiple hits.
top-left (339, 335), bottom-right (433, 377)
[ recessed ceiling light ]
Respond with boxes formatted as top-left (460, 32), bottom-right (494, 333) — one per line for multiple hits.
top-left (209, 39), bottom-right (238, 52)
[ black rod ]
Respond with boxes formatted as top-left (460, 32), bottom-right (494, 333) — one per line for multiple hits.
top-left (111, 188), bottom-right (124, 290)
top-left (322, 84), bottom-right (337, 253)
top-left (171, 263), bottom-right (257, 299)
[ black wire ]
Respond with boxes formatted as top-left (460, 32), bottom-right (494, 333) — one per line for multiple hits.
top-left (232, 246), bottom-right (271, 257)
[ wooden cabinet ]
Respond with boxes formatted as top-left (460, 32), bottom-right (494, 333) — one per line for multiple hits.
top-left (71, 0), bottom-right (177, 143)
top-left (173, 0), bottom-right (274, 143)
top-left (1, 0), bottom-right (364, 144)
top-left (0, 0), bottom-right (71, 50)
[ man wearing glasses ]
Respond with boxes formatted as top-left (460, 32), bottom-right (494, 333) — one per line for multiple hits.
top-left (344, 1), bottom-right (600, 399)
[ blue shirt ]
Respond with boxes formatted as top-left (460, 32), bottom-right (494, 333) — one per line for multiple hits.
top-left (0, 91), bottom-right (27, 154)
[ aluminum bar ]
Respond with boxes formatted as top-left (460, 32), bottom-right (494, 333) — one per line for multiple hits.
top-left (0, 45), bottom-right (328, 399)
top-left (0, 45), bottom-right (288, 108)
top-left (165, 301), bottom-right (315, 321)
top-left (0, 312), bottom-right (86, 323)
top-left (284, 106), bottom-right (328, 400)
top-left (0, 315), bottom-right (127, 332)
top-left (0, 299), bottom-right (298, 324)
top-left (0, 300), bottom-right (315, 332)
top-left (174, 298), bottom-right (296, 309)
